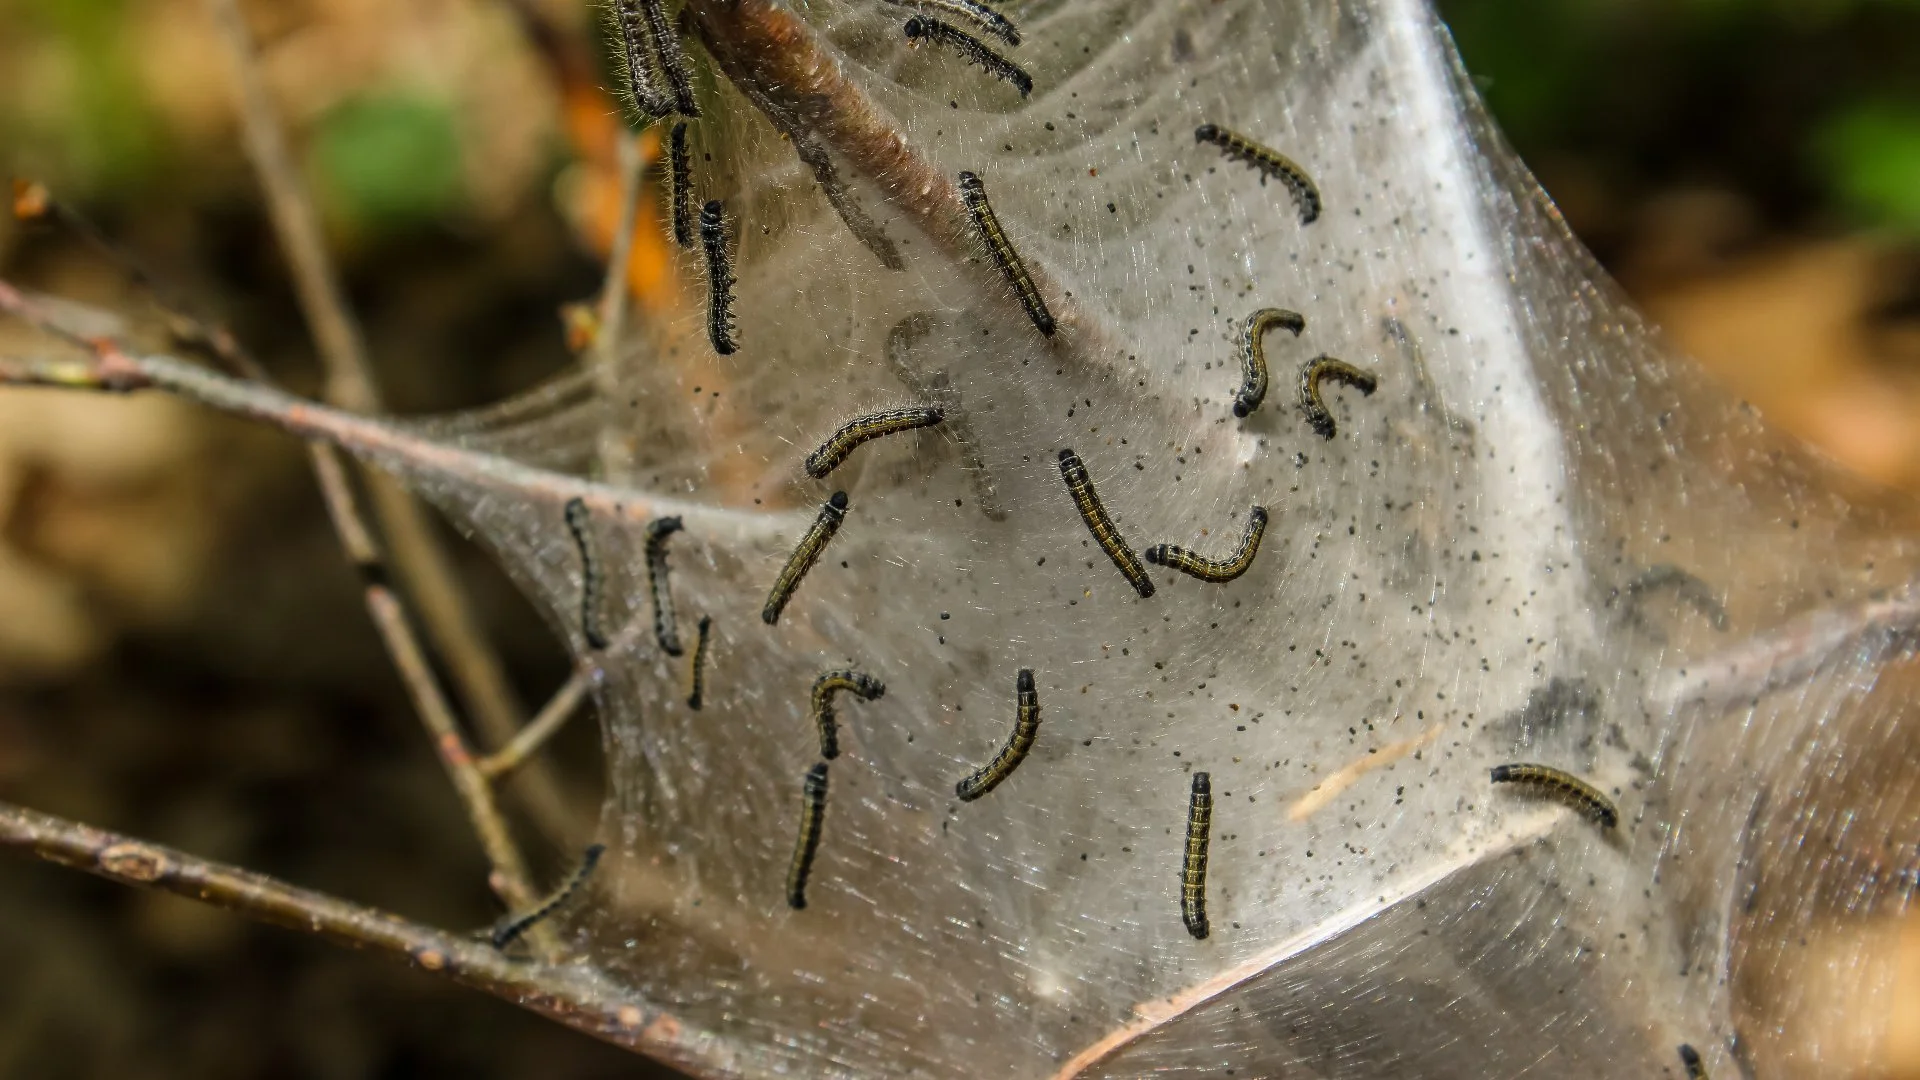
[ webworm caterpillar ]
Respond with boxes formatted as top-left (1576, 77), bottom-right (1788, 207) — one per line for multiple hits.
top-left (609, 0), bottom-right (673, 120)
top-left (1678, 1044), bottom-right (1707, 1080)
top-left (883, 0), bottom-right (1020, 45)
top-left (1058, 449), bottom-right (1154, 597)
top-left (1182, 772), bottom-right (1212, 940)
top-left (804, 406), bottom-right (945, 479)
top-left (811, 669), bottom-right (886, 760)
top-left (762, 492), bottom-right (849, 625)
top-left (1233, 308), bottom-right (1304, 418)
top-left (667, 121), bottom-right (693, 248)
top-left (701, 200), bottom-right (737, 355)
top-left (637, 0), bottom-right (698, 118)
top-left (1489, 763), bottom-right (1619, 830)
top-left (904, 17), bottom-right (1032, 97)
top-left (490, 843), bottom-right (605, 949)
top-left (954, 669), bottom-right (1039, 800)
top-left (1193, 123), bottom-right (1322, 225)
top-left (685, 615), bottom-right (712, 710)
top-left (1146, 506), bottom-right (1268, 583)
top-left (1298, 356), bottom-right (1378, 440)
top-left (564, 498), bottom-right (608, 649)
top-left (958, 171), bottom-right (1055, 337)
top-left (644, 516), bottom-right (685, 656)
top-left (786, 762), bottom-right (830, 909)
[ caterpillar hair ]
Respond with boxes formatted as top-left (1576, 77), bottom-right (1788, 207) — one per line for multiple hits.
top-left (489, 843), bottom-right (606, 949)
top-left (685, 615), bottom-right (713, 709)
top-left (954, 669), bottom-right (1040, 800)
top-left (609, 0), bottom-right (673, 121)
top-left (636, 0), bottom-right (698, 117)
top-left (1233, 308), bottom-right (1304, 418)
top-left (786, 762), bottom-right (830, 909)
top-left (811, 669), bottom-right (887, 760)
top-left (644, 516), bottom-right (685, 656)
top-left (1146, 505), bottom-right (1268, 584)
top-left (1298, 356), bottom-right (1378, 440)
top-left (1193, 123), bottom-right (1322, 226)
top-left (701, 200), bottom-right (738, 355)
top-left (564, 498), bottom-right (608, 649)
top-left (1182, 772), bottom-right (1212, 939)
top-left (762, 492), bottom-right (849, 625)
top-left (667, 121), bottom-right (693, 248)
top-left (1490, 763), bottom-right (1619, 830)
top-left (904, 16), bottom-right (1032, 97)
top-left (804, 406), bottom-right (945, 479)
top-left (957, 171), bottom-right (1055, 337)
top-left (1057, 448), bottom-right (1154, 597)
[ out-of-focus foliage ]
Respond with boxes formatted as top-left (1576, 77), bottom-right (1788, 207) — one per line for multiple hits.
top-left (1816, 103), bottom-right (1920, 231)
top-left (311, 95), bottom-right (466, 230)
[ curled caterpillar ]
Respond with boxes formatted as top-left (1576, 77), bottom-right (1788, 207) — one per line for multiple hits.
top-left (787, 762), bottom-right (830, 909)
top-left (1490, 763), bottom-right (1619, 830)
top-left (666, 121), bottom-right (693, 248)
top-left (904, 17), bottom-right (1032, 97)
top-left (685, 615), bottom-right (713, 710)
top-left (954, 668), bottom-right (1039, 800)
top-left (1182, 772), bottom-right (1212, 940)
top-left (1233, 308), bottom-right (1304, 418)
top-left (762, 492), bottom-right (849, 625)
top-left (1298, 356), bottom-right (1378, 440)
top-left (563, 498), bottom-right (607, 649)
top-left (1057, 449), bottom-right (1154, 598)
top-left (804, 406), bottom-right (945, 478)
top-left (490, 843), bottom-right (605, 949)
top-left (701, 200), bottom-right (738, 355)
top-left (644, 516), bottom-right (685, 656)
top-left (811, 669), bottom-right (886, 760)
top-left (1678, 1044), bottom-right (1707, 1079)
top-left (882, 0), bottom-right (1020, 46)
top-left (957, 171), bottom-right (1054, 337)
top-left (1194, 123), bottom-right (1321, 226)
top-left (1146, 506), bottom-right (1268, 584)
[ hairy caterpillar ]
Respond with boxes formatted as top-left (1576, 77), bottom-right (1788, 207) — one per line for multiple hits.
top-left (701, 200), bottom-right (737, 355)
top-left (1233, 308), bottom-right (1305, 418)
top-left (563, 498), bottom-right (607, 649)
top-left (763, 493), bottom-right (849, 625)
top-left (811, 669), bottom-right (886, 760)
top-left (1489, 763), bottom-right (1619, 830)
top-left (667, 121), bottom-right (693, 248)
top-left (1182, 772), bottom-right (1212, 940)
top-left (804, 406), bottom-right (945, 479)
top-left (1146, 506), bottom-right (1268, 584)
top-left (904, 17), bottom-right (1032, 97)
top-left (958, 171), bottom-right (1055, 337)
top-left (786, 763), bottom-right (830, 909)
top-left (489, 843), bottom-right (606, 949)
top-left (883, 0), bottom-right (1021, 46)
top-left (1057, 449), bottom-right (1154, 598)
top-left (644, 516), bottom-right (685, 656)
top-left (685, 615), bottom-right (712, 710)
top-left (954, 669), bottom-right (1040, 800)
top-left (1298, 356), bottom-right (1378, 440)
top-left (1194, 123), bottom-right (1322, 226)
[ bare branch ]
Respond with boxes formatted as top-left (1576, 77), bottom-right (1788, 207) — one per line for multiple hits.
top-left (482, 670), bottom-right (594, 781)
top-left (201, 0), bottom-right (563, 833)
top-left (0, 798), bottom-right (695, 1059)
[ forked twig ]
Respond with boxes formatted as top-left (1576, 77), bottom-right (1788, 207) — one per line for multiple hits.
top-left (201, 0), bottom-right (580, 843)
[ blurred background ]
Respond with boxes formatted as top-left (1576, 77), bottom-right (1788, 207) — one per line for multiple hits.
top-left (0, 0), bottom-right (1915, 1076)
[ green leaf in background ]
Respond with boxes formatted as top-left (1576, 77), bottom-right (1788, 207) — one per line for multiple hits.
top-left (310, 95), bottom-right (464, 230)
top-left (1816, 102), bottom-right (1920, 232)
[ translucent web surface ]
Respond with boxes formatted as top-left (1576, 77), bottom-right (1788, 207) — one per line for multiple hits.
top-left (367, 0), bottom-right (1919, 1075)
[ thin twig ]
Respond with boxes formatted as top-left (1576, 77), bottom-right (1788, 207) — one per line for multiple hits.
top-left (482, 670), bottom-right (593, 781)
top-left (596, 133), bottom-right (646, 370)
top-left (201, 0), bottom-right (575, 841)
top-left (0, 798), bottom-right (699, 1061)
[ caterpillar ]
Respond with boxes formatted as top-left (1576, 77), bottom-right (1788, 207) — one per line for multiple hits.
top-left (667, 121), bottom-right (693, 248)
top-left (685, 615), bottom-right (712, 710)
top-left (1182, 772), bottom-right (1212, 940)
top-left (608, 0), bottom-right (673, 121)
top-left (564, 498), bottom-right (608, 649)
top-left (1298, 356), bottom-right (1378, 440)
top-left (636, 0), bottom-right (698, 118)
top-left (1146, 505), bottom-right (1268, 584)
top-left (489, 843), bottom-right (606, 949)
top-left (1057, 449), bottom-right (1154, 598)
top-left (644, 516), bottom-right (685, 656)
top-left (762, 492), bottom-right (849, 625)
top-left (904, 17), bottom-right (1032, 98)
top-left (1489, 763), bottom-right (1619, 830)
top-left (786, 762), bottom-right (830, 909)
top-left (810, 669), bottom-right (887, 760)
top-left (701, 200), bottom-right (737, 355)
top-left (882, 0), bottom-right (1021, 46)
top-left (1233, 308), bottom-right (1304, 418)
top-left (954, 669), bottom-right (1040, 800)
top-left (957, 171), bottom-right (1055, 337)
top-left (1678, 1044), bottom-right (1707, 1079)
top-left (804, 406), bottom-right (945, 479)
top-left (1193, 123), bottom-right (1322, 226)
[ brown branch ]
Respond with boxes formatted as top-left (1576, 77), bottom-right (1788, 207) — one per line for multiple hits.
top-left (0, 798), bottom-right (701, 1062)
top-left (201, 0), bottom-right (568, 839)
top-left (482, 669), bottom-right (593, 781)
